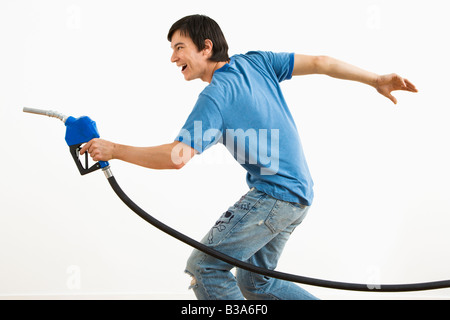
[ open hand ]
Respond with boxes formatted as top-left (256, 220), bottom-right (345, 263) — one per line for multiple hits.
top-left (375, 73), bottom-right (418, 104)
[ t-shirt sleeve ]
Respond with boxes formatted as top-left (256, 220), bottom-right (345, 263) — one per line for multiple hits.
top-left (175, 92), bottom-right (224, 154)
top-left (247, 51), bottom-right (294, 82)
top-left (264, 51), bottom-right (295, 82)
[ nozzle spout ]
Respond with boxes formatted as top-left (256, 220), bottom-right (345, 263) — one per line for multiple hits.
top-left (23, 107), bottom-right (68, 123)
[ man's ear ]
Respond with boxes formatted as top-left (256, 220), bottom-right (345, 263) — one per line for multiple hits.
top-left (203, 39), bottom-right (213, 58)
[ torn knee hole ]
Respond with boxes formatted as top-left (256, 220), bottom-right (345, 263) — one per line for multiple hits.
top-left (188, 276), bottom-right (198, 289)
top-left (185, 270), bottom-right (198, 289)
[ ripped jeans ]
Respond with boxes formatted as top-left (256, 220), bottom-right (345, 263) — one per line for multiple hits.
top-left (185, 188), bottom-right (318, 300)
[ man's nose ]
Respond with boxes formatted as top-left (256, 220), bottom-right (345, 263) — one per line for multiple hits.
top-left (170, 51), bottom-right (178, 63)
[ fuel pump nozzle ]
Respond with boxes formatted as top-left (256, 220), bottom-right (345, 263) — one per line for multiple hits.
top-left (23, 107), bottom-right (110, 175)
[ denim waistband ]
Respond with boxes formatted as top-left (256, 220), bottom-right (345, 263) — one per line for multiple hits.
top-left (249, 187), bottom-right (309, 209)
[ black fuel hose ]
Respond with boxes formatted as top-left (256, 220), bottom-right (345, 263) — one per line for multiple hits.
top-left (107, 174), bottom-right (450, 293)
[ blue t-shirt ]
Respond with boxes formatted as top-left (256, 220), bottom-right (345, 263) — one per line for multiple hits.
top-left (176, 51), bottom-right (314, 206)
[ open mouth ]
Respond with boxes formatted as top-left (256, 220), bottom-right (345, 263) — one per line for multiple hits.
top-left (182, 65), bottom-right (187, 72)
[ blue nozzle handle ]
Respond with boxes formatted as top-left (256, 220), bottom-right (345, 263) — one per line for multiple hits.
top-left (65, 116), bottom-right (109, 175)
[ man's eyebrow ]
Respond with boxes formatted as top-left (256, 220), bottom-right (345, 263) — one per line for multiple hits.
top-left (171, 42), bottom-right (185, 49)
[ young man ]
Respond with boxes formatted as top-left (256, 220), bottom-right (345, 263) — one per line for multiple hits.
top-left (81, 15), bottom-right (418, 300)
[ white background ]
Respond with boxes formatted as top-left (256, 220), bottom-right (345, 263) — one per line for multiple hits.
top-left (1, 0), bottom-right (449, 299)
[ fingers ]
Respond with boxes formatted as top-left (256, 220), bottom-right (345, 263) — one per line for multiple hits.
top-left (396, 75), bottom-right (418, 93)
top-left (79, 138), bottom-right (114, 161)
top-left (79, 138), bottom-right (102, 161)
top-left (389, 74), bottom-right (418, 93)
top-left (401, 78), bottom-right (407, 89)
top-left (79, 139), bottom-right (94, 155)
top-left (404, 78), bottom-right (418, 92)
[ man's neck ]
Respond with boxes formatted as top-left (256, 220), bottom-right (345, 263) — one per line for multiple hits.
top-left (203, 61), bottom-right (228, 83)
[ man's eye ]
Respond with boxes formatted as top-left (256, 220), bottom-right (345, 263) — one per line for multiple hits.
top-left (177, 46), bottom-right (183, 51)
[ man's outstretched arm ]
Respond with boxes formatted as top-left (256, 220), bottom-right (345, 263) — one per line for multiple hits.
top-left (292, 54), bottom-right (418, 104)
top-left (80, 140), bottom-right (197, 170)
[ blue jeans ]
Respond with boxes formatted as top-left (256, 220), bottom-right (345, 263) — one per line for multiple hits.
top-left (185, 188), bottom-right (318, 300)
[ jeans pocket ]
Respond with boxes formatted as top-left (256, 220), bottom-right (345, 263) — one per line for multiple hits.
top-left (206, 189), bottom-right (266, 246)
top-left (264, 200), bottom-right (307, 234)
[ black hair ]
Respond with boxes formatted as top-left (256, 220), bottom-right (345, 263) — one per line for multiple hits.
top-left (167, 14), bottom-right (229, 62)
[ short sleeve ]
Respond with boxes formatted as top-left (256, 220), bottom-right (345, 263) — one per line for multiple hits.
top-left (265, 51), bottom-right (295, 82)
top-left (246, 51), bottom-right (295, 82)
top-left (175, 93), bottom-right (224, 154)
